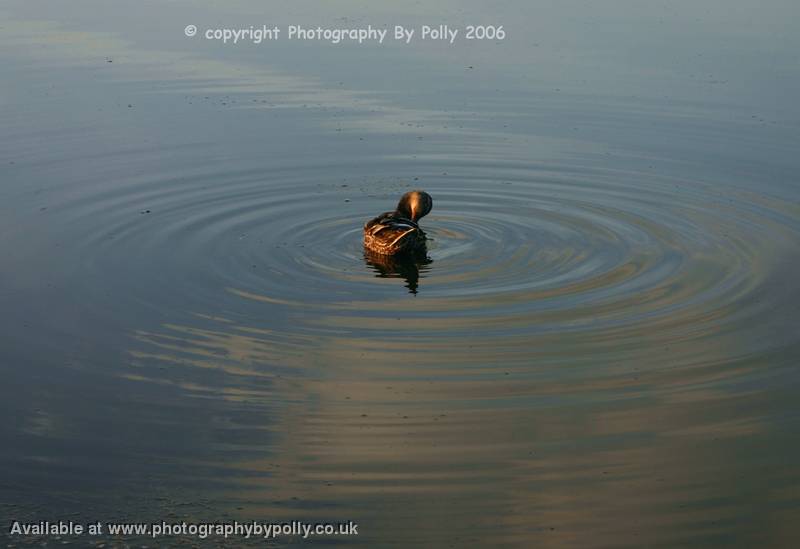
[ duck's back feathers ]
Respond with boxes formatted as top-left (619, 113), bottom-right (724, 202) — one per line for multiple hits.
top-left (363, 212), bottom-right (426, 255)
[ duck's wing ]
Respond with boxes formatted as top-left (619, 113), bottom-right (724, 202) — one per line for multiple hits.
top-left (365, 219), bottom-right (416, 243)
top-left (365, 211), bottom-right (401, 229)
top-left (364, 213), bottom-right (422, 254)
top-left (365, 211), bottom-right (417, 230)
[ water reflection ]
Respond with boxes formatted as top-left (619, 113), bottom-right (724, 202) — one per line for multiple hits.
top-left (116, 272), bottom-right (799, 547)
top-left (363, 249), bottom-right (433, 294)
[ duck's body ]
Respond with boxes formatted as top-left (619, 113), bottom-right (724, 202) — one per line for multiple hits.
top-left (364, 213), bottom-right (425, 255)
top-left (363, 191), bottom-right (433, 255)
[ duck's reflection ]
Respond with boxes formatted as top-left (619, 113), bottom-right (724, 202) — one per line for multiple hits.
top-left (364, 249), bottom-right (433, 294)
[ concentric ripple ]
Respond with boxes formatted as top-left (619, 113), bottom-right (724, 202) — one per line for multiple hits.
top-left (46, 154), bottom-right (799, 381)
top-left (94, 154), bottom-right (800, 547)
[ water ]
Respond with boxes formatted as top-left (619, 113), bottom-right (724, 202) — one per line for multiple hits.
top-left (2, 1), bottom-right (799, 547)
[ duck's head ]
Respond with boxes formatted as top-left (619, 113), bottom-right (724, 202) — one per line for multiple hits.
top-left (396, 190), bottom-right (433, 222)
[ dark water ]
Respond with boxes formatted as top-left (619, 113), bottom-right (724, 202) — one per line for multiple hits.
top-left (2, 1), bottom-right (800, 547)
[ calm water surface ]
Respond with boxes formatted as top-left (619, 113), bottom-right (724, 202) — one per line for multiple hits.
top-left (1, 1), bottom-right (799, 547)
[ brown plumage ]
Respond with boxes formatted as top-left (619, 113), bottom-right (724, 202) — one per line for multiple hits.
top-left (363, 191), bottom-right (433, 255)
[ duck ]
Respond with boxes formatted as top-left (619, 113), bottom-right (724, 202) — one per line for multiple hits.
top-left (363, 191), bottom-right (433, 255)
